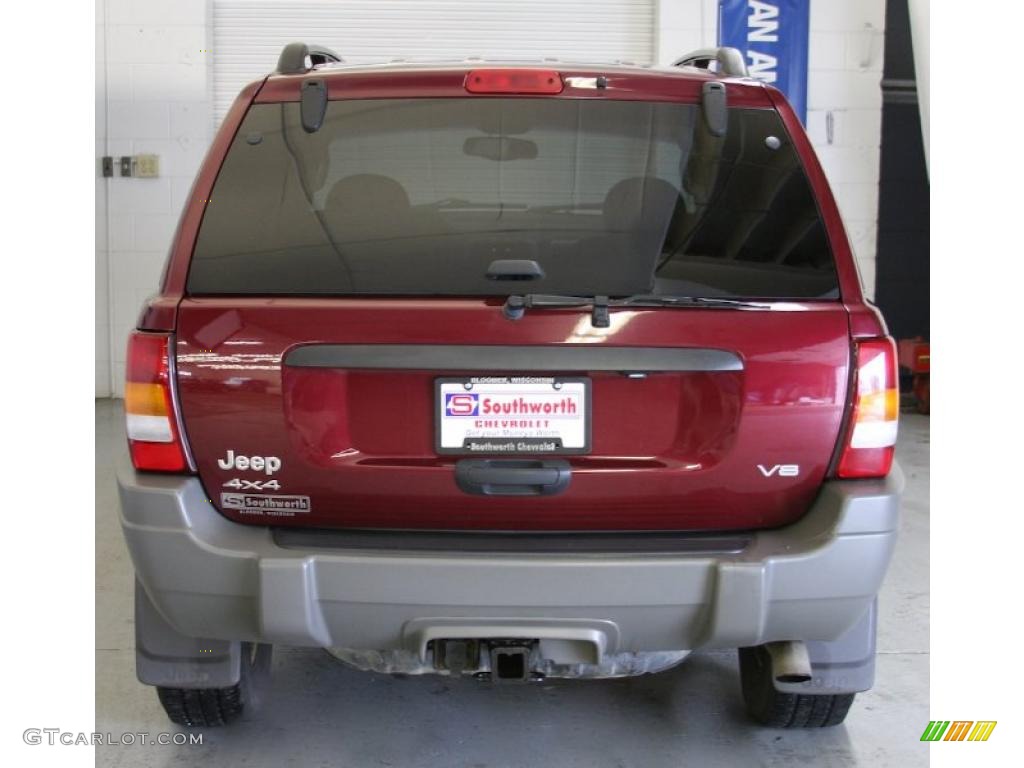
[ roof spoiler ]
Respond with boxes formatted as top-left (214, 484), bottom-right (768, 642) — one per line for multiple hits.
top-left (672, 47), bottom-right (748, 78)
top-left (276, 42), bottom-right (343, 75)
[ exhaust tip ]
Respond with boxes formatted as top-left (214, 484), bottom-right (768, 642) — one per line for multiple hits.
top-left (764, 641), bottom-right (813, 685)
top-left (775, 672), bottom-right (813, 684)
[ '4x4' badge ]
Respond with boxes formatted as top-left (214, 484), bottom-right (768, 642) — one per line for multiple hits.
top-left (223, 478), bottom-right (280, 491)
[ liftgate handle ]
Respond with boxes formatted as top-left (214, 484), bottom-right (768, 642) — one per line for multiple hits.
top-left (454, 459), bottom-right (572, 496)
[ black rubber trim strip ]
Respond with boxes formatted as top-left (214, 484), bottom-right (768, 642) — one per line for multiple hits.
top-left (283, 344), bottom-right (743, 372)
top-left (825, 338), bottom-right (859, 477)
top-left (270, 527), bottom-right (751, 555)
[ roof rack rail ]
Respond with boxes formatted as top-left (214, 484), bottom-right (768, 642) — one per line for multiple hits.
top-left (672, 47), bottom-right (748, 78)
top-left (276, 42), bottom-right (343, 75)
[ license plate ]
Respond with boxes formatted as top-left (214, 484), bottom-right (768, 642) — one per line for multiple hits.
top-left (436, 377), bottom-right (591, 455)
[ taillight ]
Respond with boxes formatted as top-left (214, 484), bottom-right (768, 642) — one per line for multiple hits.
top-left (125, 332), bottom-right (190, 472)
top-left (836, 338), bottom-right (899, 478)
top-left (465, 69), bottom-right (564, 94)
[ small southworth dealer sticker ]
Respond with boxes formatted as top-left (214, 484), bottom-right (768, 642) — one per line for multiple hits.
top-left (220, 493), bottom-right (311, 516)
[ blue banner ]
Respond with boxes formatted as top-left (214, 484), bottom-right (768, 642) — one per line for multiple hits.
top-left (718, 0), bottom-right (809, 123)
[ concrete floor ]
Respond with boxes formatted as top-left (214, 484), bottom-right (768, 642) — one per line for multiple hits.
top-left (96, 398), bottom-right (929, 767)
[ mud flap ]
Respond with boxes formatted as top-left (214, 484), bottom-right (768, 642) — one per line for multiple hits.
top-left (772, 599), bottom-right (878, 695)
top-left (134, 579), bottom-right (242, 688)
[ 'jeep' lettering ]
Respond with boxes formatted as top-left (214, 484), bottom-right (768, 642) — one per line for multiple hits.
top-left (217, 450), bottom-right (282, 476)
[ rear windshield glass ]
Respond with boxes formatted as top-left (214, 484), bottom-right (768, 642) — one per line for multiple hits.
top-left (188, 98), bottom-right (839, 299)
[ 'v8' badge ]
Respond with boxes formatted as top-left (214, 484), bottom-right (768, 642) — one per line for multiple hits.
top-left (757, 464), bottom-right (799, 477)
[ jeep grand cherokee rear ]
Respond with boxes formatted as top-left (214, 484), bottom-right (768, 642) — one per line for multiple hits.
top-left (117, 45), bottom-right (901, 729)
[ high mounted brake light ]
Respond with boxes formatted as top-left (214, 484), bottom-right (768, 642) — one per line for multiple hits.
top-left (465, 69), bottom-right (564, 94)
top-left (125, 332), bottom-right (190, 472)
top-left (836, 338), bottom-right (899, 478)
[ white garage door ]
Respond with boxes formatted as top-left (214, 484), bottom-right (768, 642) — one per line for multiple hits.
top-left (213, 0), bottom-right (655, 122)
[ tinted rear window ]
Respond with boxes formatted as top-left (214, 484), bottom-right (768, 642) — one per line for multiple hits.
top-left (188, 98), bottom-right (838, 299)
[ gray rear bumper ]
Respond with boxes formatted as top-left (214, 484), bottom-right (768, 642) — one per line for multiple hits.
top-left (118, 458), bottom-right (901, 684)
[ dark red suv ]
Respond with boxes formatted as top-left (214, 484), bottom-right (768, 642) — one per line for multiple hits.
top-left (118, 43), bottom-right (902, 729)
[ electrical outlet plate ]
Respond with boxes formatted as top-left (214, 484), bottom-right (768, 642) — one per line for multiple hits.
top-left (135, 154), bottom-right (160, 178)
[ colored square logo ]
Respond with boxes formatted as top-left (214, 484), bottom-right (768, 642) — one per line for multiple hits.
top-left (445, 392), bottom-right (478, 416)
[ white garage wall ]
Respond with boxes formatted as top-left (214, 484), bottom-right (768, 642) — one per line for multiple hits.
top-left (806, 1), bottom-right (886, 301)
top-left (908, 0), bottom-right (929, 172)
top-left (96, 0), bottom-right (887, 397)
top-left (96, 0), bottom-right (110, 397)
top-left (98, 0), bottom-right (213, 397)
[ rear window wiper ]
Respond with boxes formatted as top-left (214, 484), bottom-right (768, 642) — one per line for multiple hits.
top-left (502, 294), bottom-right (607, 325)
top-left (503, 294), bottom-right (769, 327)
top-left (618, 294), bottom-right (770, 310)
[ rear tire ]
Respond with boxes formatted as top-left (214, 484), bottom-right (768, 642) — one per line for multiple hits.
top-left (738, 646), bottom-right (855, 728)
top-left (157, 685), bottom-right (244, 727)
top-left (156, 642), bottom-right (271, 727)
